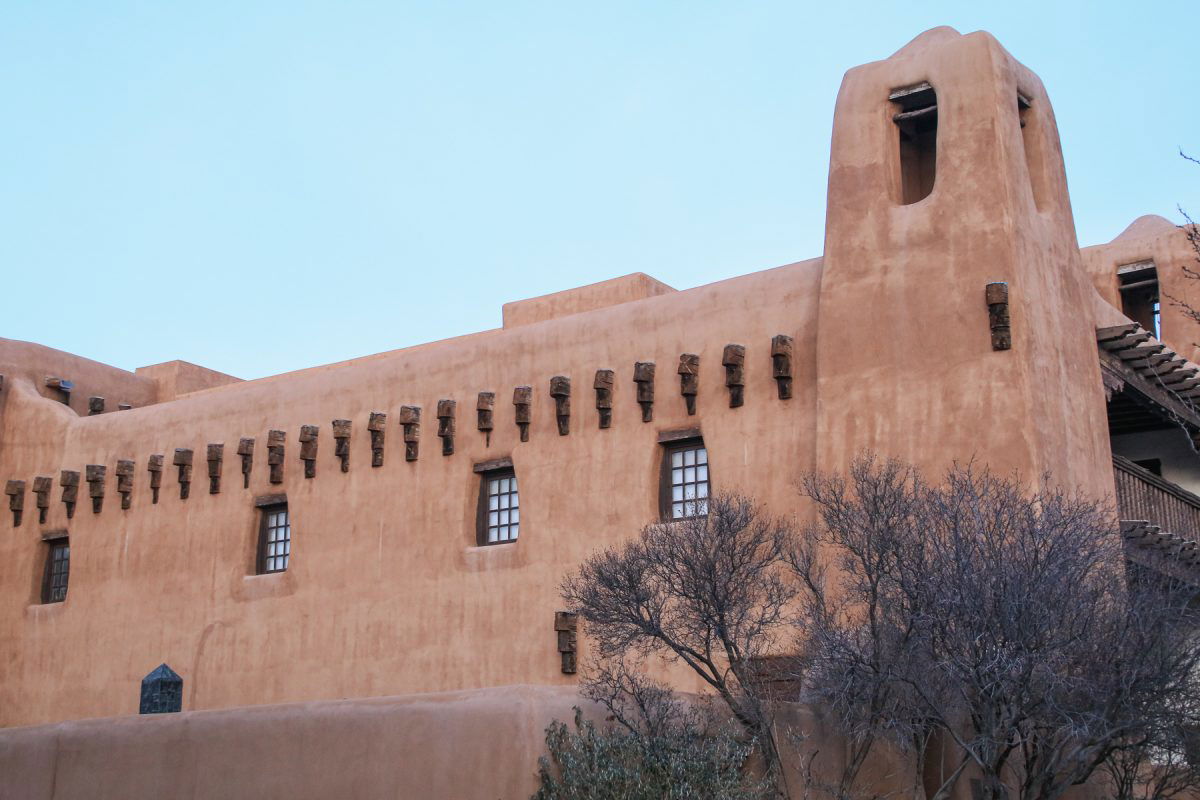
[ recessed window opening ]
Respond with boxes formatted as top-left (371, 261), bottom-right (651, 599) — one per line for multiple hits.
top-left (41, 536), bottom-right (69, 604)
top-left (890, 82), bottom-right (937, 205)
top-left (661, 439), bottom-right (709, 520)
top-left (1118, 261), bottom-right (1161, 338)
top-left (257, 503), bottom-right (291, 574)
top-left (1017, 92), bottom-right (1048, 211)
top-left (476, 461), bottom-right (519, 546)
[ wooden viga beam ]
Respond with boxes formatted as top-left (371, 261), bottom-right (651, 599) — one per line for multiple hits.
top-left (1120, 520), bottom-right (1158, 544)
top-left (1097, 323), bottom-right (1149, 349)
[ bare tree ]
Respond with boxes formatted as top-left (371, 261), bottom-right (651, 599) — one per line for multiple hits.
top-left (797, 456), bottom-right (1200, 800)
top-left (559, 459), bottom-right (1200, 800)
top-left (791, 455), bottom-right (945, 799)
top-left (561, 493), bottom-right (796, 793)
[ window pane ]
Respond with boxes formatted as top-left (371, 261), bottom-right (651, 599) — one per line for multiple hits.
top-left (489, 495), bottom-right (499, 510)
top-left (697, 482), bottom-right (709, 498)
top-left (672, 468), bottom-right (683, 485)
top-left (672, 485), bottom-right (683, 501)
top-left (697, 500), bottom-right (708, 515)
top-left (489, 511), bottom-right (498, 526)
top-left (673, 502), bottom-right (684, 518)
top-left (698, 465), bottom-right (708, 481)
top-left (671, 452), bottom-right (683, 467)
top-left (684, 484), bottom-right (696, 500)
top-left (684, 466), bottom-right (695, 483)
top-left (500, 494), bottom-right (509, 510)
top-left (510, 477), bottom-right (518, 492)
top-left (697, 449), bottom-right (707, 464)
top-left (510, 524), bottom-right (519, 539)
top-left (683, 449), bottom-right (695, 466)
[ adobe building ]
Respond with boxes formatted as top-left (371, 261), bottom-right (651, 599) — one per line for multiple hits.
top-left (1, 25), bottom-right (1197, 799)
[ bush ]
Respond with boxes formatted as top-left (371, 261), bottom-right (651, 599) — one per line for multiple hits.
top-left (532, 706), bottom-right (771, 800)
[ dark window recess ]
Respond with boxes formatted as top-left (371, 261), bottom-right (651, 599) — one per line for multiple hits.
top-left (890, 82), bottom-right (937, 205)
top-left (477, 469), bottom-right (519, 546)
top-left (257, 503), bottom-right (291, 574)
top-left (1133, 458), bottom-right (1163, 477)
top-left (139, 663), bottom-right (183, 714)
top-left (1118, 262), bottom-right (1160, 338)
top-left (660, 439), bottom-right (710, 520)
top-left (42, 538), bottom-right (69, 604)
top-left (1016, 91), bottom-right (1046, 211)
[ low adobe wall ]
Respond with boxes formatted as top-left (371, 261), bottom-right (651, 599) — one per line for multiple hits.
top-left (0, 684), bottom-right (587, 800)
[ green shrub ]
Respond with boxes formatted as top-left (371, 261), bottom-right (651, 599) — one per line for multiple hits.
top-left (532, 707), bottom-right (771, 800)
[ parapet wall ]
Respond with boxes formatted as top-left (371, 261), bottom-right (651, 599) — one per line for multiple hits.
top-left (0, 685), bottom-right (584, 800)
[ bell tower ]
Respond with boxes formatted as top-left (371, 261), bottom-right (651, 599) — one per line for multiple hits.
top-left (814, 27), bottom-right (1111, 494)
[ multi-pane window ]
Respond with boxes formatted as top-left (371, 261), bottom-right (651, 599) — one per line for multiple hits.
top-left (42, 538), bottom-right (69, 604)
top-left (667, 443), bottom-right (709, 519)
top-left (258, 504), bottom-right (291, 574)
top-left (483, 471), bottom-right (519, 545)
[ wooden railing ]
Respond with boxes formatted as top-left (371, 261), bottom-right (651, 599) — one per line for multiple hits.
top-left (1113, 455), bottom-right (1200, 538)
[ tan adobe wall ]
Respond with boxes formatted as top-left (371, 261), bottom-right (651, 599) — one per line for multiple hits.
top-left (134, 360), bottom-right (243, 402)
top-left (0, 338), bottom-right (159, 416)
top-left (501, 272), bottom-right (677, 328)
top-left (0, 257), bottom-right (821, 727)
top-left (1081, 215), bottom-right (1200, 362)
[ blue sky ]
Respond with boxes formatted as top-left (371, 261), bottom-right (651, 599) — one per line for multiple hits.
top-left (3, 1), bottom-right (1196, 380)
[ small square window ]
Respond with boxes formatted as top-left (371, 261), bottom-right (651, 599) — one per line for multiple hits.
top-left (257, 503), bottom-right (291, 574)
top-left (477, 466), bottom-right (519, 546)
top-left (660, 438), bottom-right (709, 520)
top-left (42, 537), bottom-right (70, 604)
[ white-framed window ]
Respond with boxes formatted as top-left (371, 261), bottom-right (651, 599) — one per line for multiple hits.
top-left (667, 443), bottom-right (709, 519)
top-left (259, 504), bottom-right (291, 573)
top-left (484, 472), bottom-right (519, 544)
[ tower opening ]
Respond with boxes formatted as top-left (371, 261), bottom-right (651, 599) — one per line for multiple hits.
top-left (1017, 92), bottom-right (1048, 211)
top-left (890, 82), bottom-right (937, 205)
top-left (1118, 260), bottom-right (1161, 337)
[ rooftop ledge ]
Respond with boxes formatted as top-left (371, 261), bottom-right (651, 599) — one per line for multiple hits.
top-left (501, 272), bottom-right (676, 329)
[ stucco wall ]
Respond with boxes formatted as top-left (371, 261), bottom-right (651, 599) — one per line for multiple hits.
top-left (0, 256), bottom-right (822, 728)
top-left (1082, 215), bottom-right (1200, 363)
top-left (0, 685), bottom-right (584, 800)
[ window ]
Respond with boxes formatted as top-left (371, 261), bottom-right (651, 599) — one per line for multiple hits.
top-left (1118, 261), bottom-right (1160, 338)
top-left (890, 82), bottom-right (937, 205)
top-left (660, 434), bottom-right (709, 520)
top-left (257, 503), bottom-right (291, 574)
top-left (1016, 91), bottom-right (1047, 211)
top-left (477, 466), bottom-right (519, 546)
top-left (42, 537), bottom-right (69, 604)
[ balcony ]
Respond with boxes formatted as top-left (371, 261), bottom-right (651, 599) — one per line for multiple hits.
top-left (1114, 455), bottom-right (1200, 539)
top-left (1113, 455), bottom-right (1200, 579)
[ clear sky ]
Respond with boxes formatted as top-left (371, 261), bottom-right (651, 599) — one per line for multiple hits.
top-left (3, 1), bottom-right (1196, 380)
